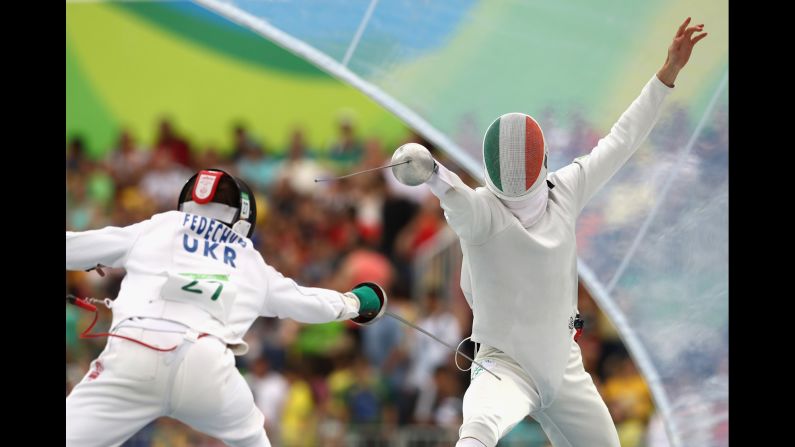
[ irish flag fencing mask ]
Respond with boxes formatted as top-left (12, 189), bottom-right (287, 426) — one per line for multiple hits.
top-left (483, 113), bottom-right (548, 201)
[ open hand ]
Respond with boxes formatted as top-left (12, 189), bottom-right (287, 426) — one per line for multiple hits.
top-left (657, 18), bottom-right (708, 87)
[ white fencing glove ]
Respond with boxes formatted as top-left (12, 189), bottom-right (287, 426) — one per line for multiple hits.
top-left (391, 143), bottom-right (437, 186)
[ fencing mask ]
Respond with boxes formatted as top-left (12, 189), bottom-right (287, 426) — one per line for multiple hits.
top-left (483, 112), bottom-right (548, 201)
top-left (177, 169), bottom-right (257, 238)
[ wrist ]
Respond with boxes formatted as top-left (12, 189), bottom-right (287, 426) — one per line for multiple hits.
top-left (656, 63), bottom-right (680, 88)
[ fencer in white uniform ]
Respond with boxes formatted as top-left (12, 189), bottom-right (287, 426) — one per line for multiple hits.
top-left (65, 169), bottom-right (386, 447)
top-left (391, 19), bottom-right (707, 447)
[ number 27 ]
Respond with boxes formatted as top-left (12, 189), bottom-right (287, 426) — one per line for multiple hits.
top-left (181, 280), bottom-right (224, 301)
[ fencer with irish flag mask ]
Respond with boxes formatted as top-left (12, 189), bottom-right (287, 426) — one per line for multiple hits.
top-left (65, 168), bottom-right (387, 447)
top-left (391, 18), bottom-right (707, 447)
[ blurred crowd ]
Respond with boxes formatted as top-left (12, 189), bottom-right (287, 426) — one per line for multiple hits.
top-left (65, 114), bottom-right (688, 446)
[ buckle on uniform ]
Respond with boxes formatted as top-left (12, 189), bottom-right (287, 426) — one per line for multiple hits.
top-left (571, 313), bottom-right (584, 342)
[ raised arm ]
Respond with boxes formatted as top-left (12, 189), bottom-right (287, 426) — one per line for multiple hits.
top-left (562, 18), bottom-right (707, 212)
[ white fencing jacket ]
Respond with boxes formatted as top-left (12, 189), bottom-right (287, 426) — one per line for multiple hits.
top-left (427, 75), bottom-right (672, 405)
top-left (66, 211), bottom-right (360, 355)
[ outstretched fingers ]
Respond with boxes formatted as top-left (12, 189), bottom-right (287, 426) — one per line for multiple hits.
top-left (683, 24), bottom-right (705, 40)
top-left (691, 32), bottom-right (709, 46)
top-left (676, 17), bottom-right (691, 37)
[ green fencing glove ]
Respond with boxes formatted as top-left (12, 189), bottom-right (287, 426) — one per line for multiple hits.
top-left (350, 282), bottom-right (387, 325)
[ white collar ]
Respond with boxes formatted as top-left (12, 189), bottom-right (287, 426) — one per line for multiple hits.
top-left (498, 186), bottom-right (549, 228)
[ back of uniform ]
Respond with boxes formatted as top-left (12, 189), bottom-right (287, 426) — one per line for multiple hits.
top-left (68, 211), bottom-right (255, 349)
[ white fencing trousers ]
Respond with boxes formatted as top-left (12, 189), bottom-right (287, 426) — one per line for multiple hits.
top-left (459, 341), bottom-right (619, 447)
top-left (66, 325), bottom-right (270, 447)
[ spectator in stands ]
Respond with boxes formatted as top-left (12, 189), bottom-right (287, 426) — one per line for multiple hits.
top-left (329, 114), bottom-right (363, 166)
top-left (67, 135), bottom-right (90, 175)
top-left (107, 129), bottom-right (150, 188)
top-left (138, 149), bottom-right (193, 211)
top-left (407, 290), bottom-right (461, 423)
top-left (154, 118), bottom-right (192, 167)
top-left (249, 356), bottom-right (289, 445)
top-left (278, 128), bottom-right (327, 196)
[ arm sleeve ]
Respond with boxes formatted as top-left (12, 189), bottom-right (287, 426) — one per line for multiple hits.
top-left (65, 217), bottom-right (155, 270)
top-left (259, 261), bottom-right (360, 323)
top-left (562, 74), bottom-right (673, 214)
top-left (426, 161), bottom-right (493, 243)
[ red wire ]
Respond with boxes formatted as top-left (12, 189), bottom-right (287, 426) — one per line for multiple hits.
top-left (78, 304), bottom-right (179, 352)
